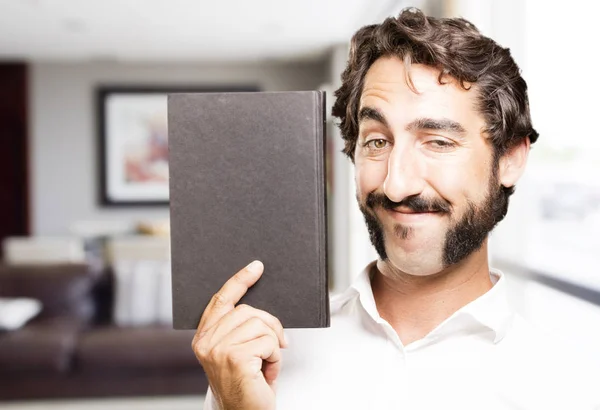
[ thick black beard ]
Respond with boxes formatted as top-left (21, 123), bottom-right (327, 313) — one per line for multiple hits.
top-left (360, 205), bottom-right (388, 260)
top-left (357, 176), bottom-right (506, 269)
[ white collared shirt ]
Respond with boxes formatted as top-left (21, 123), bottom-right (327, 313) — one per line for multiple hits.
top-left (205, 262), bottom-right (599, 409)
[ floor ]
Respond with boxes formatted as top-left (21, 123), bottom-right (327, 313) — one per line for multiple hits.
top-left (1, 395), bottom-right (206, 410)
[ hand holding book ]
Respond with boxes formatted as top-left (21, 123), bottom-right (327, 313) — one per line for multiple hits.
top-left (192, 260), bottom-right (288, 410)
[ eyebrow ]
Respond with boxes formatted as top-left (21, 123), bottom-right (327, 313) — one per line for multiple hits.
top-left (358, 106), bottom-right (389, 128)
top-left (406, 118), bottom-right (467, 136)
top-left (358, 106), bottom-right (467, 137)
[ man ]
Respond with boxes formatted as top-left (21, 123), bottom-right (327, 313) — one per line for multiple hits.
top-left (192, 8), bottom-right (598, 410)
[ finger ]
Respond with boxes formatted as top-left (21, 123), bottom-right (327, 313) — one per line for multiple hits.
top-left (262, 359), bottom-right (281, 389)
top-left (198, 260), bottom-right (264, 332)
top-left (207, 304), bottom-right (287, 349)
top-left (252, 334), bottom-right (282, 364)
top-left (220, 316), bottom-right (280, 349)
top-left (228, 334), bottom-right (282, 380)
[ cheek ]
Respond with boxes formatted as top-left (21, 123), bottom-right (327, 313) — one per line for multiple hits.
top-left (427, 158), bottom-right (490, 204)
top-left (355, 158), bottom-right (389, 197)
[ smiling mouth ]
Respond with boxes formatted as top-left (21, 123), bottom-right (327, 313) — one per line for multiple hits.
top-left (391, 207), bottom-right (441, 214)
top-left (385, 208), bottom-right (443, 223)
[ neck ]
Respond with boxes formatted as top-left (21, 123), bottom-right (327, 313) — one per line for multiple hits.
top-left (371, 241), bottom-right (493, 346)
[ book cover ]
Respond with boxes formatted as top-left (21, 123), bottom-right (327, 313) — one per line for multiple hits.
top-left (168, 91), bottom-right (329, 329)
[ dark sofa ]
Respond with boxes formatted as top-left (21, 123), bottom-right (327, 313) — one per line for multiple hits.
top-left (0, 263), bottom-right (208, 401)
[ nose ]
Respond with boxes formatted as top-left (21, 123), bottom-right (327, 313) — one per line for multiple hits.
top-left (382, 142), bottom-right (425, 203)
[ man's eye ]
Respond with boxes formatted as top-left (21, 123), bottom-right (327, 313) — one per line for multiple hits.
top-left (427, 139), bottom-right (455, 149)
top-left (365, 139), bottom-right (389, 149)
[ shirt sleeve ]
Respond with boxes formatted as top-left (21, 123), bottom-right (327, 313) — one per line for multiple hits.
top-left (203, 386), bottom-right (221, 410)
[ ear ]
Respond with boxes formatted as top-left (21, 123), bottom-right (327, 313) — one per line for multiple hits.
top-left (498, 136), bottom-right (531, 188)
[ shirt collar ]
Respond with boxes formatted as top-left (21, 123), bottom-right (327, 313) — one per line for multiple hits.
top-left (335, 261), bottom-right (515, 344)
top-left (458, 267), bottom-right (515, 343)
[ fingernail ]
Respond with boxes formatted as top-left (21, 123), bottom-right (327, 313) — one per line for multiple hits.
top-left (246, 260), bottom-right (263, 274)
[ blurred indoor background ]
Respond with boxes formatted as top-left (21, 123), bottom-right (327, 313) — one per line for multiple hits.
top-left (0, 0), bottom-right (599, 408)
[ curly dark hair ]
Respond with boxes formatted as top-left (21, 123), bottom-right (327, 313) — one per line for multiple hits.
top-left (332, 7), bottom-right (539, 171)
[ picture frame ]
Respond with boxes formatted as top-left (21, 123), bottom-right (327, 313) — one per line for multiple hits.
top-left (96, 85), bottom-right (260, 207)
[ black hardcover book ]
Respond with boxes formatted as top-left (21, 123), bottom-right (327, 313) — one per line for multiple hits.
top-left (168, 91), bottom-right (329, 329)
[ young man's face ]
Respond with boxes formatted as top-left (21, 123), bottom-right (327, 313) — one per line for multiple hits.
top-left (355, 56), bottom-right (508, 276)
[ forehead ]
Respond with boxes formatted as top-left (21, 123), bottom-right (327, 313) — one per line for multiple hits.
top-left (359, 56), bottom-right (484, 130)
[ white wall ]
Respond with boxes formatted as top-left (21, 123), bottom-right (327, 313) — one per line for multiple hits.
top-left (30, 60), bottom-right (327, 236)
top-left (325, 44), bottom-right (353, 294)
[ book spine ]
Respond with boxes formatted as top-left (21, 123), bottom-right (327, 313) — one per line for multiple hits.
top-left (315, 91), bottom-right (330, 327)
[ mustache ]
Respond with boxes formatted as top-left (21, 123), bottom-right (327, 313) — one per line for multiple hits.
top-left (365, 192), bottom-right (452, 213)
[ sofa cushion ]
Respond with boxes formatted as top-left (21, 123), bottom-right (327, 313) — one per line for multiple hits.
top-left (112, 259), bottom-right (172, 327)
top-left (0, 317), bottom-right (79, 375)
top-left (77, 326), bottom-right (198, 372)
top-left (0, 263), bottom-right (96, 324)
top-left (0, 297), bottom-right (42, 330)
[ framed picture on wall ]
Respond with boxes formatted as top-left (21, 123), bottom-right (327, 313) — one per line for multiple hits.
top-left (97, 85), bottom-right (259, 206)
